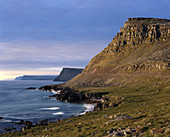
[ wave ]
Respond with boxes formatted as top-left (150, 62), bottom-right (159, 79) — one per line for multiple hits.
top-left (50, 98), bottom-right (56, 101)
top-left (38, 107), bottom-right (60, 110)
top-left (43, 96), bottom-right (49, 98)
top-left (78, 104), bottom-right (96, 115)
top-left (0, 119), bottom-right (12, 123)
top-left (52, 112), bottom-right (64, 115)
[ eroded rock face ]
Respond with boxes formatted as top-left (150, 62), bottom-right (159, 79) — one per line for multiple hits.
top-left (64, 18), bottom-right (170, 87)
top-left (101, 18), bottom-right (170, 54)
top-left (54, 68), bottom-right (84, 82)
top-left (84, 18), bottom-right (170, 71)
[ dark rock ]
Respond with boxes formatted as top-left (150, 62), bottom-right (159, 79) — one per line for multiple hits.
top-left (108, 128), bottom-right (115, 133)
top-left (39, 119), bottom-right (48, 126)
top-left (94, 103), bottom-right (103, 111)
top-left (0, 117), bottom-right (3, 119)
top-left (113, 132), bottom-right (124, 136)
top-left (26, 87), bottom-right (36, 90)
top-left (11, 127), bottom-right (16, 130)
top-left (54, 68), bottom-right (83, 82)
top-left (124, 131), bottom-right (132, 135)
top-left (39, 85), bottom-right (52, 91)
top-left (24, 121), bottom-right (32, 126)
top-left (4, 128), bottom-right (12, 131)
top-left (14, 120), bottom-right (24, 125)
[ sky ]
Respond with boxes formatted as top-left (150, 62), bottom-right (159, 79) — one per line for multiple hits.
top-left (0, 0), bottom-right (170, 80)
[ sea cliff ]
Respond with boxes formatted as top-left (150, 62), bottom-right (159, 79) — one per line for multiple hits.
top-left (54, 68), bottom-right (83, 82)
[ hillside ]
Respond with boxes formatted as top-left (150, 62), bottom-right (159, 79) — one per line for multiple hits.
top-left (64, 18), bottom-right (170, 88)
top-left (54, 68), bottom-right (83, 82)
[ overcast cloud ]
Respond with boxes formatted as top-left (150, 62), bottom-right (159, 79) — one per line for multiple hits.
top-left (0, 0), bottom-right (169, 78)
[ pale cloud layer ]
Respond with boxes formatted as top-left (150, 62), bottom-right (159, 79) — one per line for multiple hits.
top-left (0, 0), bottom-right (169, 79)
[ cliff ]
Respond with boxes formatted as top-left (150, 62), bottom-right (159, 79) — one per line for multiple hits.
top-left (54, 68), bottom-right (84, 82)
top-left (64, 18), bottom-right (170, 88)
top-left (18, 75), bottom-right (57, 80)
top-left (15, 76), bottom-right (23, 80)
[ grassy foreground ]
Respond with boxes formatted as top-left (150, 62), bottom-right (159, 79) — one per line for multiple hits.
top-left (1, 75), bottom-right (170, 137)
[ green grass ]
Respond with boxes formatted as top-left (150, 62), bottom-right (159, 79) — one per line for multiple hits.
top-left (1, 75), bottom-right (170, 137)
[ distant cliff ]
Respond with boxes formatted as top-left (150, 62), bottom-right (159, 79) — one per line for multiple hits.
top-left (54, 68), bottom-right (84, 82)
top-left (15, 75), bottom-right (57, 80)
top-left (15, 76), bottom-right (23, 80)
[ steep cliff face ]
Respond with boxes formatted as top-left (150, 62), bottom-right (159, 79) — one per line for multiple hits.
top-left (65, 18), bottom-right (170, 88)
top-left (54, 68), bottom-right (83, 82)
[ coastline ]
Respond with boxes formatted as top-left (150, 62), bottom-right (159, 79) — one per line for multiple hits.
top-left (0, 86), bottom-right (96, 134)
top-left (1, 76), bottom-right (170, 136)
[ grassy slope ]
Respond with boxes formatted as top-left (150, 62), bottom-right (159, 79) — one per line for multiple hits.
top-left (65, 40), bottom-right (170, 88)
top-left (2, 75), bottom-right (170, 137)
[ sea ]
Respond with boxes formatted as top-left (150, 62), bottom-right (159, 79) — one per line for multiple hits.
top-left (0, 80), bottom-right (94, 134)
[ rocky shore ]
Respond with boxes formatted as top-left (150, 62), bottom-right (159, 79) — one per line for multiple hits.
top-left (39, 85), bottom-right (123, 111)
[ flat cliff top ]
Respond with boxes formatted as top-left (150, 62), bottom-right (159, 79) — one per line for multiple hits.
top-left (125, 17), bottom-right (170, 25)
top-left (54, 68), bottom-right (83, 82)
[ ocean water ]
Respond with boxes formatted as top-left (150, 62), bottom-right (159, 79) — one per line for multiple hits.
top-left (0, 80), bottom-right (94, 133)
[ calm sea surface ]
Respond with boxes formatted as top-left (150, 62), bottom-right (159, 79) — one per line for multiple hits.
top-left (0, 80), bottom-right (92, 133)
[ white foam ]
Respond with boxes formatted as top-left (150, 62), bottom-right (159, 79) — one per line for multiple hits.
top-left (38, 107), bottom-right (60, 110)
top-left (50, 89), bottom-right (60, 94)
top-left (43, 96), bottom-right (49, 99)
top-left (50, 98), bottom-right (56, 101)
top-left (79, 104), bottom-right (96, 115)
top-left (0, 119), bottom-right (12, 123)
top-left (52, 112), bottom-right (64, 115)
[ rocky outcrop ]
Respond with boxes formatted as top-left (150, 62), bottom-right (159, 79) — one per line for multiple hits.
top-left (54, 68), bottom-right (83, 82)
top-left (112, 18), bottom-right (170, 48)
top-left (40, 84), bottom-right (123, 110)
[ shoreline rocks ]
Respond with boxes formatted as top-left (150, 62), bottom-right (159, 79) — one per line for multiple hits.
top-left (26, 87), bottom-right (37, 90)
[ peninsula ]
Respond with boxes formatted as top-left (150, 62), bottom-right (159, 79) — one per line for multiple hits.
top-left (54, 68), bottom-right (84, 82)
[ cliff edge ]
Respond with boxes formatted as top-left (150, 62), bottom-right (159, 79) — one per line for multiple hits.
top-left (54, 68), bottom-right (83, 82)
top-left (64, 18), bottom-right (170, 88)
